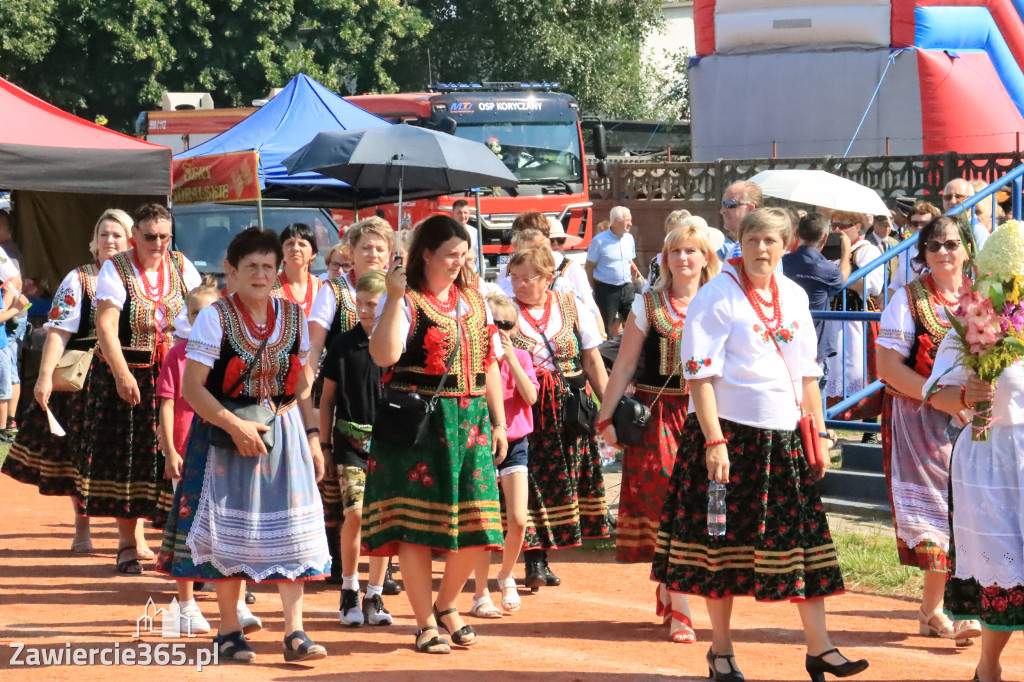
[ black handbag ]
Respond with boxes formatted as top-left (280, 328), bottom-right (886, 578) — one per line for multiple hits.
top-left (371, 301), bottom-right (462, 450)
top-left (611, 364), bottom-right (678, 447)
top-left (209, 332), bottom-right (276, 452)
top-left (537, 327), bottom-right (597, 437)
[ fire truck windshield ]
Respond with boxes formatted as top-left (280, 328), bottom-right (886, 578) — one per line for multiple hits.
top-left (455, 122), bottom-right (582, 184)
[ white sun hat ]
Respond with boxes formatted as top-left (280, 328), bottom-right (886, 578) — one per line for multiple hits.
top-left (546, 216), bottom-right (584, 248)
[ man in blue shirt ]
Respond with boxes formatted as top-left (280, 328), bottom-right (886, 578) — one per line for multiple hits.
top-left (718, 181), bottom-right (761, 262)
top-left (585, 206), bottom-right (640, 336)
top-left (781, 213), bottom-right (850, 388)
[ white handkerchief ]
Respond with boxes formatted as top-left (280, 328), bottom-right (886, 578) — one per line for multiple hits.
top-left (46, 406), bottom-right (66, 437)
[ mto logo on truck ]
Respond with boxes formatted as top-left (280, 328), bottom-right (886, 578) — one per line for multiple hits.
top-left (450, 102), bottom-right (474, 113)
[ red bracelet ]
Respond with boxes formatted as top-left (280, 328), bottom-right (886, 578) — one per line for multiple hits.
top-left (960, 385), bottom-right (972, 409)
top-left (595, 418), bottom-right (613, 433)
top-left (704, 438), bottom-right (728, 449)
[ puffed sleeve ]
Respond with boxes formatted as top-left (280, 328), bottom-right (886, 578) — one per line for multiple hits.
top-left (791, 287), bottom-right (822, 378)
top-left (308, 280), bottom-right (338, 330)
top-left (94, 258), bottom-right (127, 309)
top-left (297, 312), bottom-right (310, 365)
top-left (43, 269), bottom-right (85, 334)
top-left (179, 255), bottom-right (202, 291)
top-left (373, 293), bottom-right (412, 351)
top-left (679, 279), bottom-right (730, 379)
top-left (185, 305), bottom-right (223, 367)
top-left (629, 292), bottom-right (648, 334)
top-left (877, 287), bottom-right (915, 357)
top-left (0, 247), bottom-right (18, 286)
top-left (575, 297), bottom-right (604, 350)
top-left (855, 243), bottom-right (884, 297)
top-left (482, 299), bottom-right (503, 360)
top-left (924, 331), bottom-right (969, 395)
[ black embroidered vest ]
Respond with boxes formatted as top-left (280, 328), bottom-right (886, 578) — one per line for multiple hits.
top-left (324, 275), bottom-right (358, 349)
top-left (109, 250), bottom-right (186, 367)
top-left (634, 291), bottom-right (686, 394)
top-left (511, 290), bottom-right (585, 383)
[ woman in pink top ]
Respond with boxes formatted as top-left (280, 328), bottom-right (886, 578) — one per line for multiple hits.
top-left (470, 293), bottom-right (539, 617)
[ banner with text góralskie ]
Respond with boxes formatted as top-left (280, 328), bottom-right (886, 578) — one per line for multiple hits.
top-left (172, 151), bottom-right (261, 205)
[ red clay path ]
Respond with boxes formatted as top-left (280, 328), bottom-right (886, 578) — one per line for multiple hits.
top-left (0, 474), bottom-right (1020, 681)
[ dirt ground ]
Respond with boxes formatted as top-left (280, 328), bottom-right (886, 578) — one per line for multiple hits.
top-left (0, 474), bottom-right (1020, 682)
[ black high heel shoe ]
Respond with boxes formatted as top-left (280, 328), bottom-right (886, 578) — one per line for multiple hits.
top-left (805, 648), bottom-right (868, 682)
top-left (523, 550), bottom-right (546, 592)
top-left (706, 646), bottom-right (744, 682)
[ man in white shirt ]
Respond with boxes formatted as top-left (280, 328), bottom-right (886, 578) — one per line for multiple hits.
top-left (585, 206), bottom-right (640, 337)
top-left (452, 199), bottom-right (480, 272)
top-left (942, 178), bottom-right (989, 249)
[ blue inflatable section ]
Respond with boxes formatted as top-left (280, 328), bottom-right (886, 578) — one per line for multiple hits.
top-left (914, 6), bottom-right (1024, 119)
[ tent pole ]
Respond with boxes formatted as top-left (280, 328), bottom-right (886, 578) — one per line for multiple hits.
top-left (257, 197), bottom-right (265, 228)
top-left (474, 190), bottom-right (484, 276)
top-left (397, 164), bottom-right (404, 262)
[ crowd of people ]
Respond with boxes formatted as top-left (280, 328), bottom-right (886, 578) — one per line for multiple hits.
top-left (0, 179), bottom-right (1021, 681)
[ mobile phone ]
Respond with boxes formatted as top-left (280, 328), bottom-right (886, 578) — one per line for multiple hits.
top-left (821, 233), bottom-right (843, 262)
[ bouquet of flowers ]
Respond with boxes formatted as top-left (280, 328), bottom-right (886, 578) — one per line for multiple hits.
top-left (948, 218), bottom-right (1024, 440)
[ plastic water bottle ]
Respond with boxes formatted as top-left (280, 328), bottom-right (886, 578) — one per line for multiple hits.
top-left (707, 481), bottom-right (727, 537)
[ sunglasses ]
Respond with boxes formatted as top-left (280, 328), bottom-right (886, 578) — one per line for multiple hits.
top-left (909, 218), bottom-right (931, 227)
top-left (924, 239), bottom-right (962, 253)
top-left (721, 199), bottom-right (748, 209)
top-left (140, 232), bottom-right (172, 243)
top-left (831, 221), bottom-right (855, 229)
top-left (551, 238), bottom-right (566, 246)
top-left (494, 319), bottom-right (517, 331)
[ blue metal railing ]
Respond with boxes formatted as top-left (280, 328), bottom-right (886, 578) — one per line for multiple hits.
top-left (814, 162), bottom-right (1024, 432)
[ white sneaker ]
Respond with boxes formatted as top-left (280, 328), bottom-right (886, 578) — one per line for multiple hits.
top-left (338, 588), bottom-right (364, 626)
top-left (236, 603), bottom-right (262, 634)
top-left (178, 603), bottom-right (211, 635)
top-left (362, 593), bottom-right (393, 626)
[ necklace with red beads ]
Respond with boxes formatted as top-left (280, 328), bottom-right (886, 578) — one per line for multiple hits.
top-left (740, 267), bottom-right (782, 329)
top-left (666, 291), bottom-right (688, 320)
top-left (925, 273), bottom-right (959, 308)
top-left (421, 283), bottom-right (459, 312)
top-left (132, 250), bottom-right (167, 303)
top-left (280, 270), bottom-right (314, 312)
top-left (519, 291), bottom-right (553, 334)
top-left (233, 293), bottom-right (276, 341)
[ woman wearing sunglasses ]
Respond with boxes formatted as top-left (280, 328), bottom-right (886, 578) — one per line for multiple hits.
top-left (507, 245), bottom-right (609, 589)
top-left (597, 224), bottom-right (719, 644)
top-left (88, 203), bottom-right (202, 573)
top-left (877, 215), bottom-right (982, 646)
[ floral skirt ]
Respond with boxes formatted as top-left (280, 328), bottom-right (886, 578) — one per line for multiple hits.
top-left (524, 373), bottom-right (609, 551)
top-left (78, 358), bottom-right (172, 525)
top-left (360, 395), bottom-right (503, 555)
top-left (2, 388), bottom-right (85, 496)
top-left (616, 392), bottom-right (688, 563)
top-left (881, 394), bottom-right (950, 572)
top-left (651, 415), bottom-right (845, 601)
top-left (156, 412), bottom-right (329, 582)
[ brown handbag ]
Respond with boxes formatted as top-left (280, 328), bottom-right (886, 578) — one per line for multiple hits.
top-left (52, 347), bottom-right (94, 392)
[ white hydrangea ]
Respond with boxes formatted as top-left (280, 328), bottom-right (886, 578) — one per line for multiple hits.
top-left (976, 219), bottom-right (1024, 290)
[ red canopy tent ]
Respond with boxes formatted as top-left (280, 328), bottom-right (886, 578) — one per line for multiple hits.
top-left (0, 76), bottom-right (171, 286)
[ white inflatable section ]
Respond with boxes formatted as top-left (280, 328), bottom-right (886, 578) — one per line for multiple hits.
top-left (714, 1), bottom-right (891, 54)
top-left (688, 48), bottom-right (923, 161)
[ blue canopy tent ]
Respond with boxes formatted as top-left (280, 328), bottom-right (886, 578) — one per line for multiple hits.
top-left (176, 73), bottom-right (415, 207)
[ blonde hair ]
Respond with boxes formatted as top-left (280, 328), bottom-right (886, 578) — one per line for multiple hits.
top-left (356, 269), bottom-right (386, 295)
top-left (345, 216), bottom-right (394, 253)
top-left (664, 209), bottom-right (692, 232)
top-left (507, 244), bottom-right (556, 276)
top-left (739, 207), bottom-right (795, 245)
top-left (185, 274), bottom-right (220, 311)
top-left (485, 292), bottom-right (516, 320)
top-left (511, 228), bottom-right (547, 251)
top-left (90, 209), bottom-right (132, 258)
top-left (324, 243), bottom-right (349, 266)
top-left (654, 226), bottom-right (720, 292)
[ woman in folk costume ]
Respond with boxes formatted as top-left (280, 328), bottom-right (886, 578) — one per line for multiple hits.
top-left (364, 215), bottom-right (507, 654)
top-left (877, 215), bottom-right (982, 645)
top-left (2, 209), bottom-right (130, 552)
top-left (507, 244), bottom-right (610, 589)
top-left (597, 224), bottom-right (719, 644)
top-left (86, 203), bottom-right (201, 573)
top-left (270, 222), bottom-right (322, 318)
top-left (653, 208), bottom-right (868, 682)
top-left (157, 227), bottom-right (330, 663)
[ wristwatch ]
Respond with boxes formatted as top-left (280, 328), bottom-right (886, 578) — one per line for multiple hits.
top-left (492, 422), bottom-right (507, 429)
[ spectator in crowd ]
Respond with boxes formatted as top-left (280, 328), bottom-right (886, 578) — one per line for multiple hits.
top-left (271, 223), bottom-right (323, 319)
top-left (22, 277), bottom-right (51, 326)
top-left (866, 214), bottom-right (899, 284)
top-left (157, 227), bottom-right (329, 664)
top-left (718, 181), bottom-right (762, 262)
top-left (0, 208), bottom-right (23, 264)
top-left (782, 213), bottom-right (850, 389)
top-left (585, 206), bottom-right (641, 336)
top-left (942, 178), bottom-right (989, 249)
top-left (321, 243), bottom-right (351, 281)
top-left (511, 210), bottom-right (550, 235)
top-left (508, 245), bottom-right (609, 589)
top-left (546, 217), bottom-right (605, 338)
top-left (890, 201), bottom-right (942, 293)
top-left (598, 224), bottom-right (719, 644)
top-left (451, 199), bottom-right (479, 270)
top-left (366, 215), bottom-right (507, 654)
top-left (645, 214), bottom-right (724, 292)
top-left (88, 203), bottom-right (202, 573)
top-left (1, 209), bottom-right (129, 553)
top-left (655, 207), bottom-right (868, 682)
top-left (877, 215), bottom-right (982, 647)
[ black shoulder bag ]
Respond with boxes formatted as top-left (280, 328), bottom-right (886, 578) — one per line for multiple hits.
top-left (208, 333), bottom-right (276, 452)
top-left (372, 301), bottom-right (462, 450)
top-left (611, 365), bottom-right (678, 447)
top-left (537, 326), bottom-right (597, 437)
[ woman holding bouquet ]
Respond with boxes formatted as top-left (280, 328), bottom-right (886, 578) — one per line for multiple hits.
top-left (877, 215), bottom-right (982, 645)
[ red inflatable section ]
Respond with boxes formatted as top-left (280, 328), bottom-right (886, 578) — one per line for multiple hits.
top-left (694, 0), bottom-right (716, 56)
top-left (891, 0), bottom-right (918, 46)
top-left (892, 0), bottom-right (1024, 67)
top-left (918, 49), bottom-right (1024, 154)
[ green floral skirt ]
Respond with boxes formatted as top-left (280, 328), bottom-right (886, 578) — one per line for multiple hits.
top-left (361, 395), bottom-right (503, 555)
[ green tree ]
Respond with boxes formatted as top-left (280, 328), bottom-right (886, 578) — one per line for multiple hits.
top-left (0, 0), bottom-right (58, 72)
top-left (394, 0), bottom-right (663, 119)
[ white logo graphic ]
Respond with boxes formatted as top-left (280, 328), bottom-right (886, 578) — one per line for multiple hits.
top-left (135, 597), bottom-right (195, 639)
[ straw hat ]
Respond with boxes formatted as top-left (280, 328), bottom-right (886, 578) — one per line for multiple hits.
top-left (547, 216), bottom-right (583, 248)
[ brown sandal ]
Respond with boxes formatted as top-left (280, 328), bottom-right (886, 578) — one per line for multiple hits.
top-left (115, 546), bottom-right (143, 575)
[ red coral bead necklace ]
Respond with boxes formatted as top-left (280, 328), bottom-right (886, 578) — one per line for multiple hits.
top-left (422, 283), bottom-right (459, 312)
top-left (518, 291), bottom-right (553, 333)
top-left (233, 293), bottom-right (276, 341)
top-left (279, 270), bottom-right (314, 313)
top-left (132, 250), bottom-right (167, 303)
top-left (740, 267), bottom-right (782, 329)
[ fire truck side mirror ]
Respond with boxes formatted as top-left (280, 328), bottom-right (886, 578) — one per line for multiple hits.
top-left (593, 123), bottom-right (608, 160)
top-left (438, 117), bottom-right (457, 136)
top-left (596, 160), bottom-right (609, 179)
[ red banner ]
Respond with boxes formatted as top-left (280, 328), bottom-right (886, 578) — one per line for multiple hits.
top-left (172, 151), bottom-right (261, 205)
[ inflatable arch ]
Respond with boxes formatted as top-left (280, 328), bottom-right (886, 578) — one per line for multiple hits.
top-left (688, 0), bottom-right (1024, 160)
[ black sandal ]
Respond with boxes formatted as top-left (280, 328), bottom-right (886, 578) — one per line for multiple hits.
top-left (115, 546), bottom-right (143, 575)
top-left (433, 604), bottom-right (477, 647)
top-left (415, 626), bottom-right (450, 654)
top-left (214, 631), bottom-right (255, 663)
top-left (283, 630), bottom-right (327, 662)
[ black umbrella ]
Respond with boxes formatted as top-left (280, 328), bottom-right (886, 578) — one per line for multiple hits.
top-left (282, 123), bottom-right (518, 246)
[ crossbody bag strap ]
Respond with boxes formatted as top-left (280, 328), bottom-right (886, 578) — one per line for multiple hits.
top-left (549, 258), bottom-right (571, 290)
top-left (225, 333), bottom-right (272, 398)
top-left (536, 326), bottom-right (569, 389)
top-left (426, 298), bottom-right (462, 410)
top-left (725, 271), bottom-right (802, 412)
